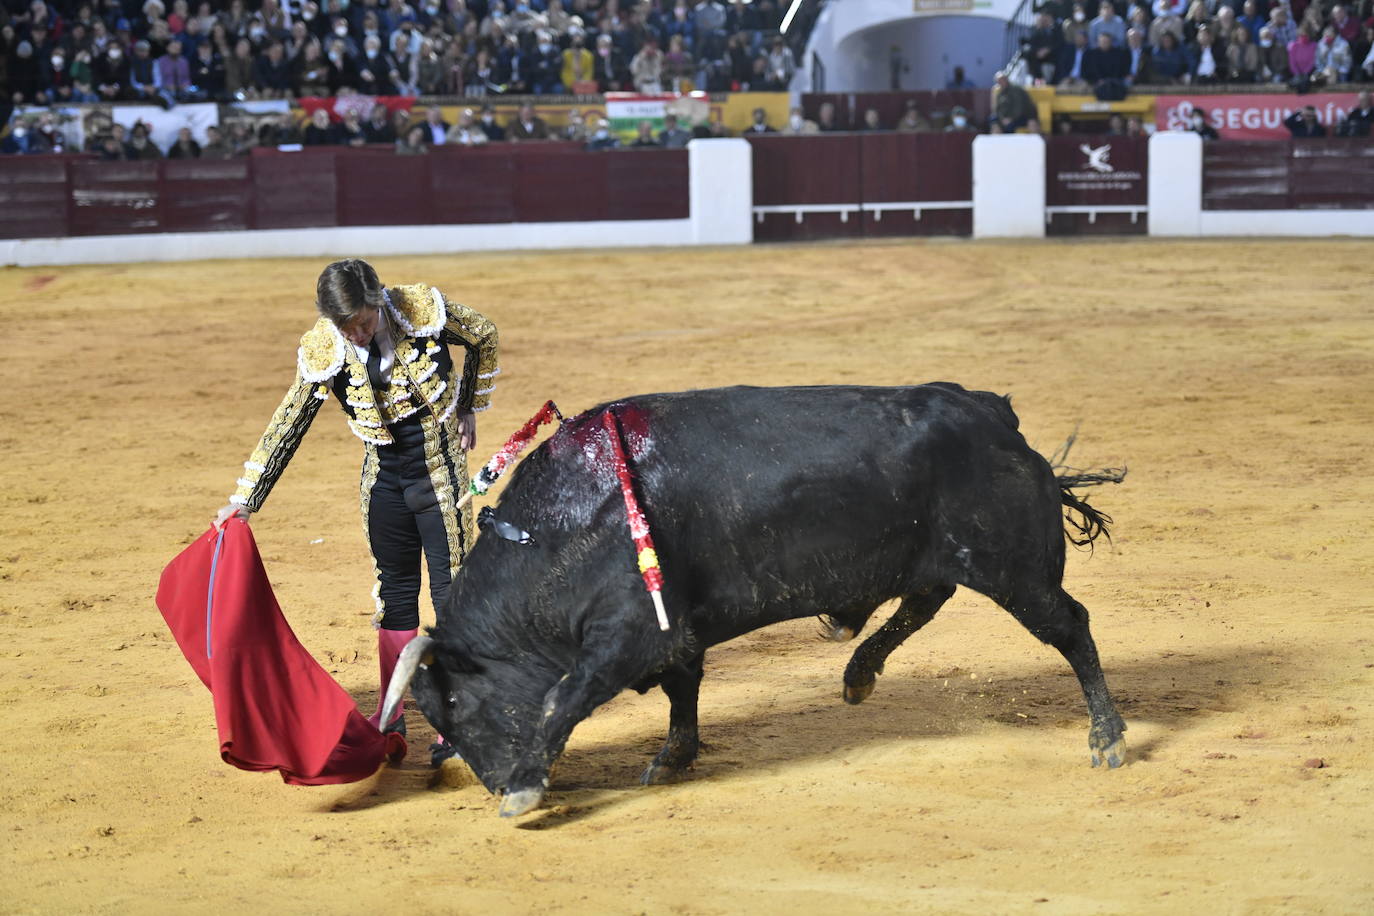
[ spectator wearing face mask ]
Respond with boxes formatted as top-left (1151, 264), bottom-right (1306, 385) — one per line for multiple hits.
top-left (1186, 106), bottom-right (1219, 139)
top-left (946, 105), bottom-right (975, 133)
top-left (357, 34), bottom-right (398, 95)
top-left (478, 103), bottom-right (506, 141)
top-left (528, 30), bottom-right (564, 94)
top-left (1312, 25), bottom-right (1352, 84)
top-left (1287, 25), bottom-right (1317, 86)
top-left (2, 120), bottom-right (37, 154)
top-left (781, 105), bottom-right (818, 135)
top-left (1256, 26), bottom-right (1289, 83)
top-left (585, 118), bottom-right (621, 150)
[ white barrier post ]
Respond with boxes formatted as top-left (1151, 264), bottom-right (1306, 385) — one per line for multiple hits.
top-left (1148, 131), bottom-right (1202, 237)
top-left (688, 138), bottom-right (753, 245)
top-left (972, 134), bottom-right (1046, 239)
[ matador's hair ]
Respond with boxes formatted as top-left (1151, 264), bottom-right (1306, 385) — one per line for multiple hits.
top-left (316, 259), bottom-right (384, 327)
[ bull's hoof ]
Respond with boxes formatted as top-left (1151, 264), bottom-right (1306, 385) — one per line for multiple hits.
top-left (843, 680), bottom-right (875, 705)
top-left (640, 761), bottom-right (693, 786)
top-left (827, 625), bottom-right (855, 642)
top-left (499, 787), bottom-right (545, 818)
top-left (1090, 737), bottom-right (1126, 769)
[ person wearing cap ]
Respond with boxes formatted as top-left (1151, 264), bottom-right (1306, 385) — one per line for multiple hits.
top-left (946, 105), bottom-right (975, 132)
top-left (128, 38), bottom-right (160, 101)
top-left (990, 70), bottom-right (1036, 132)
top-left (212, 260), bottom-right (499, 757)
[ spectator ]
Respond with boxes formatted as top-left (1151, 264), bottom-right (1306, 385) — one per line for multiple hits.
top-left (1058, 30), bottom-right (1092, 92)
top-left (1027, 11), bottom-right (1064, 83)
top-left (127, 120), bottom-right (163, 158)
top-left (325, 38), bottom-right (359, 93)
top-left (228, 120), bottom-right (258, 156)
top-left (258, 111), bottom-right (301, 145)
top-left (816, 100), bottom-right (840, 131)
top-left (945, 64), bottom-right (975, 89)
top-left (991, 70), bottom-right (1036, 131)
top-left (478, 103), bottom-right (505, 141)
top-left (1084, 31), bottom-right (1129, 97)
top-left (507, 101), bottom-right (548, 141)
top-left (463, 48), bottom-right (499, 95)
top-left (629, 119), bottom-right (658, 147)
top-left (340, 111), bottom-right (368, 146)
top-left (693, 109), bottom-right (731, 138)
top-left (562, 31), bottom-right (593, 90)
top-left (416, 38), bottom-right (446, 94)
top-left (692, 0), bottom-right (727, 57)
top-left (1344, 91), bottom-right (1374, 137)
top-left (1329, 5), bottom-right (1358, 44)
top-left (664, 33), bottom-right (694, 92)
top-left (630, 36), bottom-right (663, 93)
top-left (96, 132), bottom-right (131, 159)
top-left (895, 98), bottom-right (931, 132)
top-left (294, 39), bottom-right (330, 96)
top-left (742, 106), bottom-right (775, 133)
top-left (303, 107), bottom-right (338, 144)
top-left (1105, 112), bottom-right (1127, 135)
top-left (449, 107), bottom-right (488, 145)
top-left (658, 111), bottom-right (691, 147)
top-left (224, 37), bottom-right (255, 98)
top-left (189, 39), bottom-right (226, 100)
top-left (724, 32), bottom-right (754, 87)
top-left (1354, 27), bottom-right (1374, 81)
top-left (1149, 5), bottom-right (1185, 50)
top-left (946, 105), bottom-right (975, 132)
top-left (420, 105), bottom-right (449, 144)
top-left (1284, 105), bottom-right (1326, 137)
top-left (1126, 115), bottom-right (1147, 137)
top-left (858, 107), bottom-right (884, 131)
top-left (1257, 27), bottom-right (1289, 83)
top-left (1226, 25), bottom-right (1259, 82)
top-left (1063, 0), bottom-right (1091, 45)
top-left (528, 30), bottom-right (563, 94)
top-left (201, 124), bottom-right (233, 158)
top-left (155, 37), bottom-right (193, 103)
top-left (167, 125), bottom-right (201, 157)
top-left (1268, 7), bottom-right (1296, 49)
top-left (396, 122), bottom-right (428, 154)
top-left (356, 34), bottom-right (397, 94)
top-left (1152, 30), bottom-right (1188, 83)
top-left (1124, 28), bottom-right (1153, 85)
top-left (1237, 0), bottom-right (1265, 44)
top-left (1088, 0), bottom-right (1127, 50)
top-left (584, 117), bottom-right (620, 150)
top-left (1190, 26), bottom-right (1224, 84)
top-left (129, 39), bottom-right (160, 102)
top-left (765, 35), bottom-right (793, 87)
top-left (2, 120), bottom-right (36, 155)
top-left (254, 41), bottom-right (293, 97)
top-left (563, 108), bottom-right (589, 143)
top-left (593, 33), bottom-right (628, 91)
top-left (1287, 26), bottom-right (1318, 86)
top-left (781, 106), bottom-right (818, 134)
top-left (362, 102), bottom-right (396, 143)
top-left (1313, 25), bottom-right (1352, 84)
top-left (1187, 106), bottom-right (1219, 139)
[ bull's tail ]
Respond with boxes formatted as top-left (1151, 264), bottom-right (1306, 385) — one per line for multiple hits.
top-left (1049, 431), bottom-right (1127, 551)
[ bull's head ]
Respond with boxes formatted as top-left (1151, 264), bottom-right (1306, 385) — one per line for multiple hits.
top-left (381, 635), bottom-right (529, 794)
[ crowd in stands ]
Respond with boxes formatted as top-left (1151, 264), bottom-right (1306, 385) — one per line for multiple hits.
top-left (0, 0), bottom-right (793, 107)
top-left (1023, 0), bottom-right (1374, 95)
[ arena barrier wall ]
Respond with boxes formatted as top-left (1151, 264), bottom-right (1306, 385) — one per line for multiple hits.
top-left (0, 139), bottom-right (752, 267)
top-left (746, 132), bottom-right (974, 241)
top-left (971, 133), bottom-right (1374, 239)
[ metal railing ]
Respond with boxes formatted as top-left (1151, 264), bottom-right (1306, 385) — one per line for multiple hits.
top-left (1002, 0), bottom-right (1037, 76)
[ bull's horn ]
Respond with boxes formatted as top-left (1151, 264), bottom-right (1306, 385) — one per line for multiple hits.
top-left (380, 635), bottom-right (435, 728)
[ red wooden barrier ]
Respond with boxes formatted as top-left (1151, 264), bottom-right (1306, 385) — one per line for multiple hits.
top-left (0, 155), bottom-right (71, 239)
top-left (1045, 135), bottom-right (1149, 236)
top-left (1203, 140), bottom-right (1374, 210)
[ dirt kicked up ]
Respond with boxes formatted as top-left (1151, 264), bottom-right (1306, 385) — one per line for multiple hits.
top-left (0, 238), bottom-right (1370, 914)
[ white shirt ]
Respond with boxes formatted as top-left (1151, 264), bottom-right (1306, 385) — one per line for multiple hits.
top-left (352, 305), bottom-right (395, 385)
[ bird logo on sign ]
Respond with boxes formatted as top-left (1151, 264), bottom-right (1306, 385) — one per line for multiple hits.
top-left (1079, 143), bottom-right (1114, 173)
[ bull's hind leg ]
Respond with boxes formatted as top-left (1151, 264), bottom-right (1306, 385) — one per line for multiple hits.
top-left (842, 584), bottom-right (955, 704)
top-left (1002, 587), bottom-right (1126, 768)
top-left (641, 653), bottom-right (705, 786)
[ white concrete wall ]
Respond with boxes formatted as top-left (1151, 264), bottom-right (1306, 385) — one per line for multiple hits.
top-left (973, 134), bottom-right (1045, 239)
top-left (1147, 132), bottom-right (1203, 237)
top-left (0, 139), bottom-right (753, 267)
top-left (1199, 210), bottom-right (1374, 236)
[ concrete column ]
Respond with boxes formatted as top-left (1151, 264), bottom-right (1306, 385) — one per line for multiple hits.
top-left (688, 138), bottom-right (753, 245)
top-left (972, 135), bottom-right (1046, 239)
top-left (1148, 131), bottom-right (1203, 237)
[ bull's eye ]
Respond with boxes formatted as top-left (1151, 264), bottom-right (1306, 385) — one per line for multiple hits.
top-left (447, 693), bottom-right (458, 708)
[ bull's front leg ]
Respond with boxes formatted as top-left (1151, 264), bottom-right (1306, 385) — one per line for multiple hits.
top-left (641, 653), bottom-right (705, 785)
top-left (499, 655), bottom-right (633, 818)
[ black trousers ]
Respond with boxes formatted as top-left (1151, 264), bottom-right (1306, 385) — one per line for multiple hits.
top-left (368, 421), bottom-right (452, 631)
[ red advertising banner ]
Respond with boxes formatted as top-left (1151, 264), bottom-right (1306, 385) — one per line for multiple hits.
top-left (1155, 92), bottom-right (1361, 139)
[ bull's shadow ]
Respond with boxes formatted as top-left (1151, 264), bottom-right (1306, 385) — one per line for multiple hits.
top-left (356, 640), bottom-right (1284, 826)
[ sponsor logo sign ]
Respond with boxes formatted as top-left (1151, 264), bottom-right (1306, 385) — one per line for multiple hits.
top-left (1155, 92), bottom-right (1359, 139)
top-left (1046, 136), bottom-right (1147, 204)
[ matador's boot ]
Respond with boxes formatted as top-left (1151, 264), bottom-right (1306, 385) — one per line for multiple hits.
top-left (369, 627), bottom-right (417, 733)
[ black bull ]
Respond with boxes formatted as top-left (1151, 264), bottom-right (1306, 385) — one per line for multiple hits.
top-left (384, 384), bottom-right (1127, 817)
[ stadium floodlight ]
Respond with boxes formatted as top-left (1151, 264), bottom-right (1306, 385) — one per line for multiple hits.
top-left (780, 0), bottom-right (803, 33)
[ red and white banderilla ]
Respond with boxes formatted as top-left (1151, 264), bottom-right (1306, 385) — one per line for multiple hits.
top-left (602, 409), bottom-right (670, 632)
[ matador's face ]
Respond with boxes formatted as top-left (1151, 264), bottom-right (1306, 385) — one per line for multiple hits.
top-left (338, 306), bottom-right (381, 347)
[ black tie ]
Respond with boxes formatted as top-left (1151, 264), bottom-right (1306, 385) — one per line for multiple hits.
top-left (366, 339), bottom-right (386, 391)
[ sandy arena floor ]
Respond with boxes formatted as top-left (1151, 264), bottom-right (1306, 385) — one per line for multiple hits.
top-left (0, 238), bottom-right (1371, 914)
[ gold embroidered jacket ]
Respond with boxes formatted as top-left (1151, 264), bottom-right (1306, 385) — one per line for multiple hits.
top-left (229, 284), bottom-right (499, 515)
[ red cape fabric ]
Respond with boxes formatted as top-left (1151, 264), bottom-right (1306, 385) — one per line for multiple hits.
top-left (156, 519), bottom-right (405, 785)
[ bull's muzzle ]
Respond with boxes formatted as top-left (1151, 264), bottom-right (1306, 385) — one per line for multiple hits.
top-left (380, 635), bottom-right (435, 728)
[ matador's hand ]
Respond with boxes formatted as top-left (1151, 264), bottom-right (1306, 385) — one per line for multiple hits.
top-left (457, 408), bottom-right (476, 452)
top-left (214, 503), bottom-right (251, 530)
